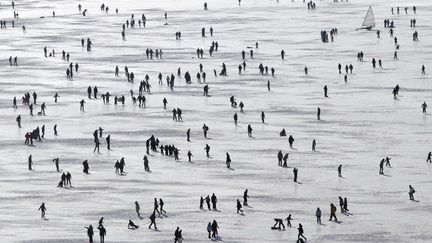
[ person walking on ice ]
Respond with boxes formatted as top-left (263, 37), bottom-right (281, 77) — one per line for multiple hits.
top-left (236, 199), bottom-right (243, 214)
top-left (38, 202), bottom-right (47, 219)
top-left (421, 102), bottom-right (427, 114)
top-left (316, 207), bottom-right (322, 224)
top-left (148, 211), bottom-right (157, 230)
top-left (329, 203), bottom-right (338, 221)
top-left (80, 99), bottom-right (86, 111)
top-left (135, 201), bottom-right (141, 218)
top-left (226, 153), bottom-right (231, 168)
top-left (297, 223), bottom-right (306, 241)
top-left (409, 185), bottom-right (416, 200)
top-left (243, 189), bottom-right (249, 206)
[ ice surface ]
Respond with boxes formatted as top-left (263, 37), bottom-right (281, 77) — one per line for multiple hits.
top-left (1, 0), bottom-right (432, 242)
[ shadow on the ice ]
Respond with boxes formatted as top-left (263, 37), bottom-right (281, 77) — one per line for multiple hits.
top-left (211, 236), bottom-right (223, 241)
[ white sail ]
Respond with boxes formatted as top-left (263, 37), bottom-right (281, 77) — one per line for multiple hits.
top-left (362, 6), bottom-right (375, 28)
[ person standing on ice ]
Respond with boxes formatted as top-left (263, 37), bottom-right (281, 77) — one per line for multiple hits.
top-left (202, 124), bottom-right (209, 138)
top-left (293, 167), bottom-right (298, 182)
top-left (54, 93), bottom-right (59, 103)
top-left (339, 196), bottom-right (345, 213)
top-left (211, 193), bottom-right (217, 210)
top-left (38, 203), bottom-right (47, 219)
top-left (282, 153), bottom-right (289, 167)
top-left (207, 222), bottom-right (212, 238)
top-left (16, 114), bottom-right (21, 127)
top-left (421, 102), bottom-right (427, 114)
top-left (85, 225), bottom-right (94, 243)
top-left (338, 164), bottom-right (342, 177)
top-left (187, 150), bottom-right (193, 162)
top-left (40, 102), bottom-right (46, 115)
top-left (233, 113), bottom-right (238, 125)
top-left (316, 207), bottom-right (322, 224)
top-left (13, 97), bottom-right (17, 109)
top-left (211, 220), bottom-right (219, 238)
top-left (83, 160), bottom-right (89, 174)
top-left (143, 155), bottom-right (150, 172)
top-left (243, 189), bottom-right (249, 206)
top-left (97, 225), bottom-right (106, 243)
top-left (239, 101), bottom-right (244, 113)
top-left (29, 103), bottom-right (33, 116)
top-left (277, 151), bottom-right (283, 166)
top-left (379, 159), bottom-right (385, 174)
top-left (94, 139), bottom-right (100, 153)
top-left (304, 66), bottom-right (308, 75)
top-left (286, 214), bottom-right (292, 227)
top-left (385, 157), bottom-right (392, 167)
top-left (205, 195), bottom-right (211, 210)
top-left (427, 152), bottom-right (432, 163)
top-left (154, 198), bottom-right (161, 215)
top-left (106, 135), bottom-right (111, 150)
top-left (421, 65), bottom-right (426, 75)
top-left (312, 139), bottom-right (316, 151)
top-left (281, 50), bottom-right (285, 60)
top-left (247, 124), bottom-right (253, 137)
top-left (87, 86), bottom-right (92, 99)
top-left (324, 85), bottom-right (328, 97)
top-left (329, 203), bottom-right (338, 221)
top-left (392, 85), bottom-right (399, 99)
top-left (66, 172), bottom-right (72, 187)
top-left (344, 198), bottom-right (349, 212)
top-left (53, 158), bottom-right (60, 172)
top-left (289, 135), bottom-right (295, 148)
top-left (80, 99), bottom-right (85, 111)
top-left (119, 158), bottom-right (126, 175)
top-left (163, 97), bottom-right (168, 109)
top-left (28, 155), bottom-right (33, 170)
top-left (226, 153), bottom-right (231, 168)
top-left (205, 144), bottom-right (211, 158)
top-left (261, 111), bottom-right (265, 123)
top-left (317, 107), bottom-right (321, 120)
top-left (408, 185), bottom-right (415, 200)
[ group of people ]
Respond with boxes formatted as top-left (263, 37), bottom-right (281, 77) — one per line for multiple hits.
top-left (3, 0), bottom-right (429, 242)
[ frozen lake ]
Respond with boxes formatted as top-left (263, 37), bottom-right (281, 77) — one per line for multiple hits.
top-left (1, 0), bottom-right (432, 242)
